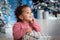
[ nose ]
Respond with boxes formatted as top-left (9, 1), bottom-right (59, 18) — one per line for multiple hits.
top-left (31, 13), bottom-right (34, 17)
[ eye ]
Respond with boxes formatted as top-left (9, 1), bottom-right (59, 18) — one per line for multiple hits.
top-left (26, 12), bottom-right (29, 14)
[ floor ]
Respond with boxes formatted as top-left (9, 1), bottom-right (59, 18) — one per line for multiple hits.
top-left (0, 18), bottom-right (60, 40)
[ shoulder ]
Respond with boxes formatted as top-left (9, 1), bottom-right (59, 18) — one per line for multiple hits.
top-left (14, 22), bottom-right (21, 25)
top-left (13, 22), bottom-right (22, 28)
top-left (14, 21), bottom-right (23, 26)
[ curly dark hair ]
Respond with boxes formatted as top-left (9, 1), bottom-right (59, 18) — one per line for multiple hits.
top-left (15, 5), bottom-right (29, 22)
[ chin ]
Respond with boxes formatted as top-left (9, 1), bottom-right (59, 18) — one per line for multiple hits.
top-left (29, 19), bottom-right (32, 21)
top-left (27, 18), bottom-right (32, 21)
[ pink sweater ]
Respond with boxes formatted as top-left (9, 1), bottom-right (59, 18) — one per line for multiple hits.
top-left (13, 21), bottom-right (41, 40)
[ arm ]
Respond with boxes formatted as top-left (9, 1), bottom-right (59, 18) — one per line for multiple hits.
top-left (13, 23), bottom-right (26, 39)
top-left (29, 17), bottom-right (41, 32)
top-left (31, 21), bottom-right (41, 32)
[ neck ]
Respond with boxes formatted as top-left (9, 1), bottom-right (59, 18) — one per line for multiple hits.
top-left (22, 20), bottom-right (29, 24)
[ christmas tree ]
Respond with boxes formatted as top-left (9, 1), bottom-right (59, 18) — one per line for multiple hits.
top-left (0, 0), bottom-right (11, 33)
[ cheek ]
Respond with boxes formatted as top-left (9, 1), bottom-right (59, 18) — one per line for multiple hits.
top-left (27, 16), bottom-right (33, 21)
top-left (24, 15), bottom-right (32, 20)
top-left (23, 14), bottom-right (33, 21)
top-left (23, 15), bottom-right (29, 19)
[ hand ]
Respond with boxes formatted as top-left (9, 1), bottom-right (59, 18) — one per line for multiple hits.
top-left (30, 18), bottom-right (35, 23)
top-left (29, 13), bottom-right (35, 23)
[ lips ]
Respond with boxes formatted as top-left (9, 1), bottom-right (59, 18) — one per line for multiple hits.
top-left (29, 16), bottom-right (32, 18)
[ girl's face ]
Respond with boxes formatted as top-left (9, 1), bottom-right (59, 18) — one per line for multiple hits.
top-left (19, 7), bottom-right (34, 22)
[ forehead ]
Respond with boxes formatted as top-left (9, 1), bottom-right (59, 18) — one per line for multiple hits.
top-left (22, 7), bottom-right (32, 12)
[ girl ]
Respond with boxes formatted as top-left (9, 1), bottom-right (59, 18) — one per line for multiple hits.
top-left (13, 5), bottom-right (41, 40)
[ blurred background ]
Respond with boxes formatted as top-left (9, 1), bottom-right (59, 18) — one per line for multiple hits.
top-left (0, 0), bottom-right (60, 40)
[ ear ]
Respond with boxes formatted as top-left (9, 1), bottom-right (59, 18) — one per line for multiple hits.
top-left (19, 15), bottom-right (23, 20)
